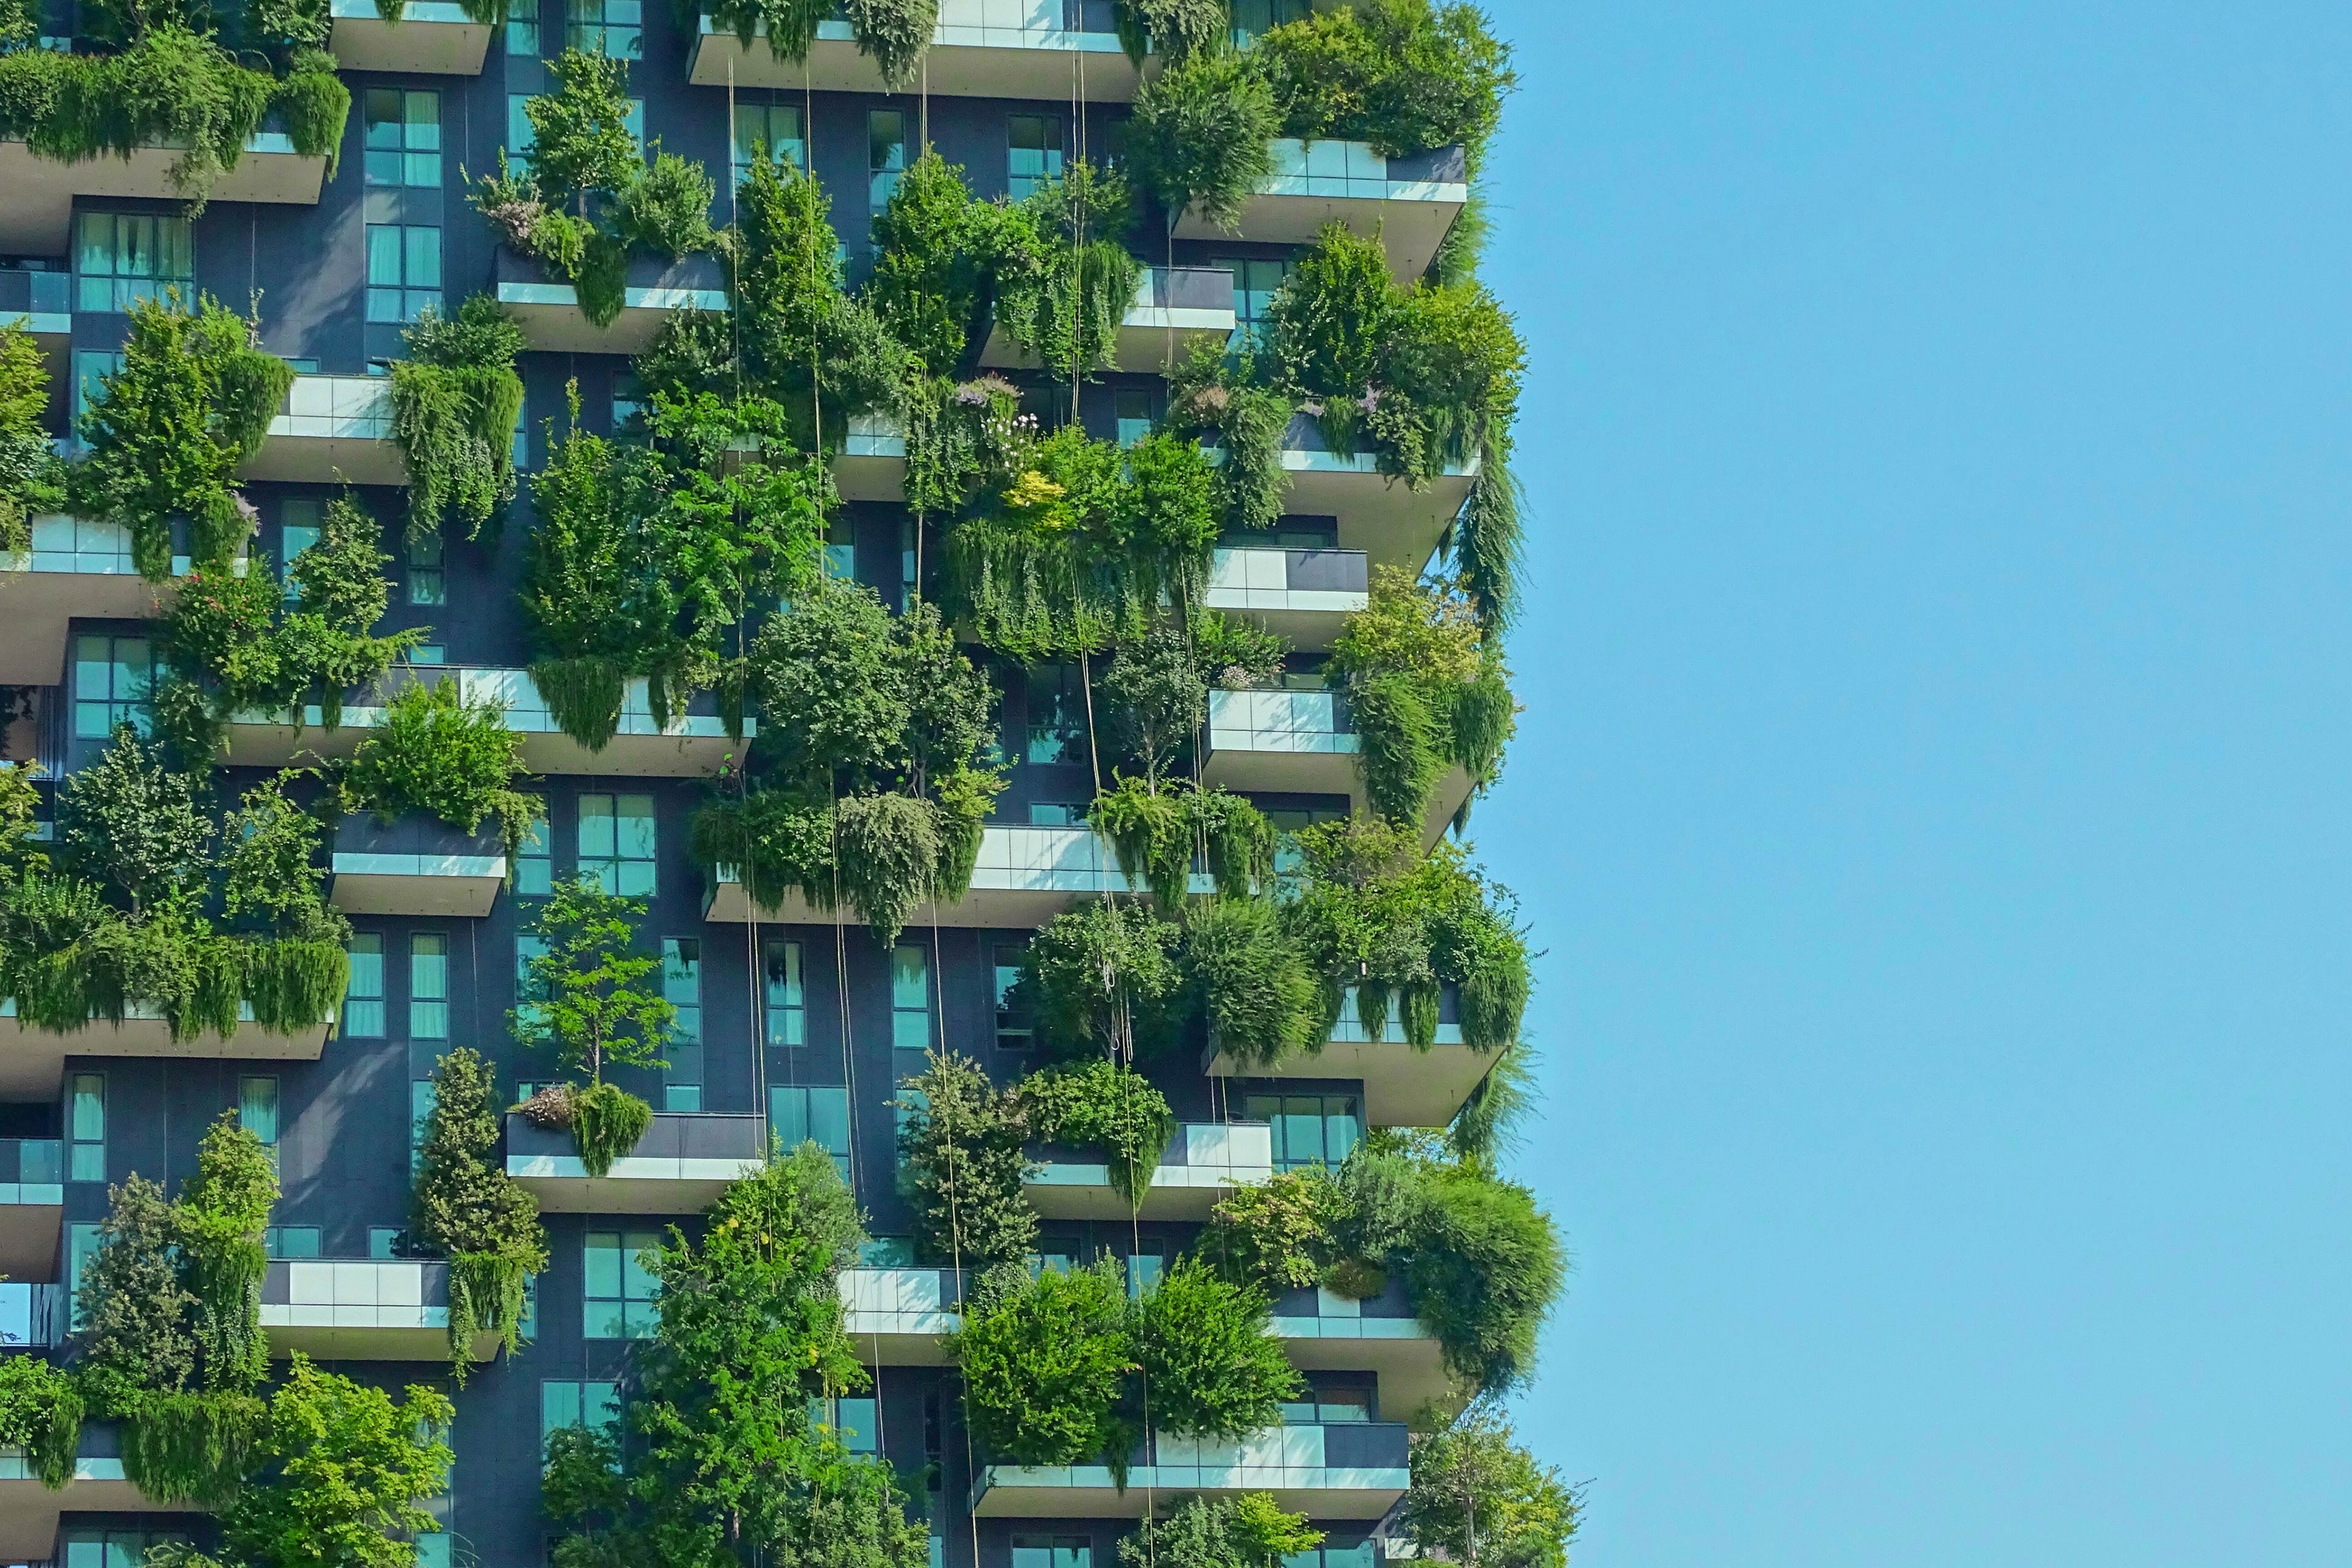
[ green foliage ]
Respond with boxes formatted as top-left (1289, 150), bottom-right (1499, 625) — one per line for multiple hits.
top-left (72, 1172), bottom-right (200, 1419)
top-left (511, 873), bottom-right (675, 1084)
top-left (412, 1048), bottom-right (549, 1375)
top-left (1099, 625), bottom-right (1206, 788)
top-left (1131, 1257), bottom-right (1300, 1438)
top-left (1396, 1162), bottom-right (1562, 1391)
top-left (892, 1050), bottom-right (1036, 1268)
top-left (0, 321), bottom-right (63, 555)
top-left (121, 1389), bottom-right (268, 1507)
top-left (56, 729), bottom-right (206, 914)
top-left (617, 152), bottom-right (718, 258)
top-left (841, 0), bottom-right (940, 90)
top-left (1327, 568), bottom-right (1514, 824)
top-left (948, 1259), bottom-right (1135, 1471)
top-left (978, 161), bottom-right (1142, 386)
top-left (1120, 1496), bottom-right (1324, 1568)
top-left (178, 1112), bottom-right (280, 1395)
top-left (1450, 435), bottom-right (1524, 633)
top-left (867, 151), bottom-right (984, 377)
top-left (1401, 1403), bottom-right (1580, 1568)
top-left (1122, 50), bottom-right (1279, 229)
top-left (1113, 0), bottom-right (1226, 64)
top-left (1091, 779), bottom-right (1275, 908)
top-left (342, 679), bottom-right (541, 861)
top-left (390, 295), bottom-right (528, 543)
top-left (1164, 342), bottom-right (1292, 532)
top-left (1014, 902), bottom-right (1184, 1061)
top-left (218, 1357), bottom-right (454, 1568)
top-left (1252, 0), bottom-right (1516, 167)
top-left (0, 1356), bottom-right (85, 1490)
top-left (1182, 896), bottom-right (1321, 1068)
top-left (898, 373), bottom-right (1028, 517)
top-left (1018, 1058), bottom-right (1177, 1210)
top-left (1448, 1040), bottom-right (1534, 1168)
top-left (1204, 1169), bottom-right (1346, 1293)
top-left (703, 0), bottom-right (827, 53)
top-left (524, 47), bottom-right (636, 204)
top-left (70, 293), bottom-right (291, 579)
top-left (572, 1079), bottom-right (656, 1178)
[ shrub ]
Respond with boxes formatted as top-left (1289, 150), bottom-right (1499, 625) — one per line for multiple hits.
top-left (1121, 49), bottom-right (1278, 229)
top-left (1119, 1496), bottom-right (1323, 1568)
top-left (867, 150), bottom-right (985, 377)
top-left (976, 161), bottom-right (1142, 386)
top-left (1164, 342), bottom-right (1293, 532)
top-left (1018, 1058), bottom-right (1177, 1210)
top-left (893, 1051), bottom-right (1036, 1268)
top-left (616, 151), bottom-right (717, 258)
top-left (1182, 897), bottom-right (1322, 1069)
top-left (390, 295), bottom-right (528, 543)
top-left (1132, 1257), bottom-right (1300, 1439)
top-left (948, 1259), bottom-right (1135, 1469)
top-left (218, 1358), bottom-right (454, 1568)
top-left (0, 1357), bottom-right (84, 1490)
top-left (342, 678), bottom-right (541, 862)
top-left (1397, 1163), bottom-right (1562, 1391)
top-left (1326, 568), bottom-right (1515, 826)
top-left (412, 1048), bottom-right (548, 1376)
top-left (571, 1079), bottom-right (655, 1178)
top-left (1251, 0), bottom-right (1516, 167)
top-left (1205, 1169), bottom-right (1347, 1294)
top-left (0, 322), bottom-right (62, 555)
top-left (1015, 902), bottom-right (1185, 1061)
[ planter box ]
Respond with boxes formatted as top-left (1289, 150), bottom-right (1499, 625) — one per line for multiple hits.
top-left (328, 0), bottom-right (493, 74)
top-left (1174, 141), bottom-right (1469, 282)
top-left (262, 1257), bottom-right (502, 1360)
top-left (505, 1110), bottom-right (768, 1212)
top-left (980, 265), bottom-right (1234, 375)
top-left (971, 1420), bottom-right (1410, 1519)
top-left (330, 812), bottom-right (507, 918)
top-left (495, 247), bottom-right (728, 355)
top-left (1202, 546), bottom-right (1370, 648)
top-left (0, 135), bottom-right (328, 255)
top-left (1204, 987), bottom-right (1491, 1131)
top-left (0, 1422), bottom-right (175, 1561)
top-left (687, 1), bottom-right (1146, 102)
top-left (0, 998), bottom-right (332, 1100)
top-left (1025, 1121), bottom-right (1273, 1221)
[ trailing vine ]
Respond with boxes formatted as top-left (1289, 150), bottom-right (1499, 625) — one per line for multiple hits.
top-left (979, 161), bottom-right (1144, 386)
top-left (389, 295), bottom-right (527, 544)
top-left (894, 1051), bottom-right (1039, 1268)
top-left (1325, 567), bottom-right (1514, 825)
top-left (1164, 341), bottom-right (1292, 532)
top-left (1017, 1057), bottom-right (1178, 1210)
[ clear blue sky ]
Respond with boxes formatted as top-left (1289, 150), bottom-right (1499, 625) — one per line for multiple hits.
top-left (1478, 4), bottom-right (2352, 1562)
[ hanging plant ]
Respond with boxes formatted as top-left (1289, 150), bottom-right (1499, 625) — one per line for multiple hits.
top-left (412, 1047), bottom-right (548, 1380)
top-left (390, 295), bottom-right (527, 544)
top-left (1324, 567), bottom-right (1514, 827)
top-left (842, 0), bottom-right (938, 88)
top-left (341, 679), bottom-right (543, 866)
top-left (0, 322), bottom-right (64, 556)
top-left (1180, 895), bottom-right (1321, 1069)
top-left (572, 1079), bottom-right (655, 1178)
top-left (899, 373), bottom-right (1029, 518)
top-left (704, 0), bottom-right (827, 53)
top-left (976, 161), bottom-right (1143, 385)
top-left (1121, 48), bottom-right (1279, 229)
top-left (1112, 0), bottom-right (1226, 66)
top-left (1019, 1060), bottom-right (1177, 1210)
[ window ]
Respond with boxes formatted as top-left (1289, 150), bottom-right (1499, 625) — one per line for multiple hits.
top-left (584, 1230), bottom-right (660, 1338)
top-left (519, 1269), bottom-right (539, 1338)
top-left (67, 1074), bottom-right (104, 1183)
top-left (1125, 1241), bottom-right (1164, 1298)
top-left (368, 224), bottom-right (443, 324)
top-left (899, 516), bottom-right (918, 609)
top-left (408, 530), bottom-right (446, 605)
top-left (369, 1226), bottom-right (412, 1259)
top-left (74, 634), bottom-right (151, 738)
top-left (516, 819), bottom-right (552, 897)
top-left (67, 1223), bottom-right (100, 1306)
top-left (72, 349), bottom-right (123, 428)
top-left (992, 945), bottom-right (1032, 1052)
top-left (410, 934), bottom-right (450, 1039)
top-left (733, 102), bottom-right (805, 183)
top-left (1115, 387), bottom-right (1153, 448)
top-left (1007, 114), bottom-right (1064, 201)
top-left (1227, 0), bottom-right (1307, 45)
top-left (410, 1079), bottom-right (437, 1172)
top-left (862, 1236), bottom-right (914, 1267)
top-left (415, 1534), bottom-right (450, 1568)
top-left (265, 1226), bottom-right (322, 1257)
top-left (505, 93), bottom-right (536, 172)
top-left (810, 1395), bottom-right (878, 1453)
top-left (1281, 1384), bottom-right (1374, 1425)
top-left (64, 1528), bottom-right (192, 1568)
top-left (239, 1077), bottom-right (280, 1148)
top-left (364, 89), bottom-right (442, 187)
top-left (1030, 1237), bottom-right (1078, 1276)
top-left (567, 0), bottom-right (642, 57)
top-left (75, 213), bottom-right (192, 313)
top-left (515, 933), bottom-right (549, 1033)
top-left (868, 110), bottom-right (906, 206)
top-left (507, 0), bottom-right (539, 54)
top-left (822, 515), bottom-right (856, 581)
top-left (1264, 805), bottom-right (1343, 876)
top-left (578, 793), bottom-right (657, 895)
top-left (281, 497), bottom-right (321, 603)
top-left (770, 1085), bottom-right (850, 1181)
top-left (345, 933), bottom-right (386, 1035)
top-left (1245, 1093), bottom-right (1361, 1171)
top-left (1219, 257), bottom-right (1293, 350)
top-left (541, 1381), bottom-right (620, 1448)
top-left (663, 938), bottom-right (702, 1112)
top-left (1024, 663), bottom-right (1089, 764)
top-left (1027, 802), bottom-right (1087, 826)
top-left (1012, 1536), bottom-right (1092, 1568)
top-left (410, 644), bottom-right (447, 665)
top-left (890, 944), bottom-right (932, 1052)
top-left (763, 940), bottom-right (804, 1047)
top-left (611, 371), bottom-right (646, 433)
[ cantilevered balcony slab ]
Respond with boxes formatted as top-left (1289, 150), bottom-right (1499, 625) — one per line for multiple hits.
top-left (1175, 141), bottom-right (1469, 282)
top-left (687, 1), bottom-right (1144, 101)
top-left (1202, 688), bottom-right (1472, 845)
top-left (0, 135), bottom-right (329, 255)
top-left (1203, 546), bottom-right (1368, 648)
top-left (834, 413), bottom-right (907, 503)
top-left (1026, 1121), bottom-right (1273, 1221)
top-left (329, 0), bottom-right (494, 74)
top-left (0, 517), bottom-right (174, 685)
top-left (1206, 990), bottom-right (1493, 1129)
top-left (505, 1111), bottom-right (767, 1212)
top-left (981, 266), bottom-right (1234, 374)
top-left (0, 1139), bottom-right (61, 1281)
top-left (0, 1424), bottom-right (176, 1561)
top-left (0, 270), bottom-right (70, 368)
top-left (1272, 1283), bottom-right (1451, 1419)
top-left (329, 813), bottom-right (506, 918)
top-left (971, 1421), bottom-right (1410, 1520)
top-left (245, 374), bottom-right (405, 486)
top-left (704, 825), bottom-right (1210, 927)
top-left (840, 1267), bottom-right (959, 1365)
top-left (0, 1001), bottom-right (332, 1098)
top-left (262, 1258), bottom-right (501, 1360)
top-left (496, 249), bottom-right (728, 355)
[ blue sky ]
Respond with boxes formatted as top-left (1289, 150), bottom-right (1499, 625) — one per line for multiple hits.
top-left (1479, 4), bottom-right (2352, 1562)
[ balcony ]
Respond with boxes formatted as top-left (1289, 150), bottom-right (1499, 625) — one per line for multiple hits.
top-left (1207, 989), bottom-right (1493, 1130)
top-left (0, 1423), bottom-right (176, 1560)
top-left (495, 248), bottom-right (729, 355)
top-left (0, 1001), bottom-right (332, 1101)
top-left (328, 813), bottom-right (506, 918)
top-left (1204, 546), bottom-right (1368, 647)
top-left (244, 375), bottom-right (405, 487)
top-left (261, 1257), bottom-right (500, 1360)
top-left (0, 516), bottom-right (177, 685)
top-left (505, 1110), bottom-right (768, 1212)
top-left (328, 0), bottom-right (494, 74)
top-left (1202, 688), bottom-right (1471, 843)
top-left (1175, 140), bottom-right (1469, 283)
top-left (1026, 1121), bottom-right (1273, 1221)
top-left (0, 270), bottom-right (70, 353)
top-left (0, 134), bottom-right (329, 254)
top-left (687, 0), bottom-right (1145, 102)
top-left (1264, 413), bottom-right (1478, 571)
top-left (0, 1140), bottom-right (62, 1281)
top-left (839, 1267), bottom-right (958, 1365)
top-left (704, 824), bottom-right (1210, 927)
top-left (1271, 1280), bottom-right (1448, 1419)
top-left (980, 266), bottom-right (1235, 375)
top-left (834, 413), bottom-right (907, 503)
top-left (970, 1420), bottom-right (1410, 1519)
top-left (0, 1283), bottom-right (64, 1350)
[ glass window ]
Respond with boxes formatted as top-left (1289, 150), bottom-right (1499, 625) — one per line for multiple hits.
top-left (505, 93), bottom-right (535, 172)
top-left (516, 818), bottom-right (552, 897)
top-left (822, 515), bottom-right (856, 581)
top-left (281, 497), bottom-right (321, 604)
top-left (992, 944), bottom-right (1032, 1052)
top-left (409, 530), bottom-right (446, 605)
top-left (611, 371), bottom-right (646, 434)
top-left (1245, 1094), bottom-right (1362, 1171)
top-left (868, 110), bottom-right (906, 206)
top-left (890, 945), bottom-right (931, 1052)
top-left (577, 793), bottom-right (657, 895)
top-left (364, 89), bottom-right (442, 187)
top-left (345, 933), bottom-right (386, 1036)
top-left (899, 516), bottom-right (917, 611)
top-left (67, 1223), bottom-right (100, 1308)
top-left (1227, 0), bottom-right (1307, 45)
top-left (410, 644), bottom-right (447, 665)
top-left (1218, 257), bottom-right (1293, 350)
top-left (663, 938), bottom-right (702, 1112)
top-left (566, 0), bottom-right (642, 58)
top-left (764, 940), bottom-right (804, 1048)
top-left (1027, 802), bottom-right (1086, 826)
top-left (410, 1080), bottom-right (436, 1172)
top-left (64, 1528), bottom-right (192, 1568)
top-left (415, 1534), bottom-right (450, 1568)
top-left (239, 1077), bottom-right (280, 1147)
top-left (1012, 1536), bottom-right (1091, 1568)
top-left (67, 1074), bottom-right (104, 1183)
top-left (624, 99), bottom-right (646, 163)
top-left (811, 1395), bottom-right (878, 1454)
top-left (1281, 1384), bottom-right (1376, 1425)
top-left (507, 0), bottom-right (539, 55)
top-left (73, 634), bottom-right (151, 739)
top-left (540, 1380), bottom-right (620, 1447)
top-left (367, 224), bottom-right (443, 324)
top-left (72, 349), bottom-right (123, 428)
top-left (770, 1085), bottom-right (850, 1181)
top-left (1125, 1241), bottom-right (1164, 1298)
top-left (1030, 1238), bottom-right (1077, 1276)
top-left (584, 1230), bottom-right (661, 1338)
top-left (733, 102), bottom-right (805, 184)
top-left (1115, 387), bottom-right (1153, 448)
top-left (1024, 663), bottom-right (1088, 764)
top-left (265, 1226), bottom-right (322, 1257)
top-left (369, 1226), bottom-right (410, 1259)
top-left (75, 213), bottom-right (193, 313)
top-left (410, 934), bottom-right (450, 1039)
top-left (1007, 114), bottom-right (1063, 202)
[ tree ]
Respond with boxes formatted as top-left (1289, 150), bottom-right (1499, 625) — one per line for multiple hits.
top-left (1014, 903), bottom-right (1185, 1062)
top-left (219, 1357), bottom-right (454, 1568)
top-left (512, 873), bottom-right (674, 1084)
top-left (412, 1047), bottom-right (549, 1373)
top-left (1400, 1403), bottom-right (1579, 1568)
top-left (1130, 1257), bottom-right (1300, 1438)
top-left (948, 1259), bottom-right (1136, 1471)
top-left (72, 1174), bottom-right (199, 1417)
top-left (55, 729), bottom-right (209, 915)
top-left (893, 1051), bottom-right (1036, 1268)
top-left (866, 149), bottom-right (983, 377)
top-left (1117, 1495), bottom-right (1323, 1568)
